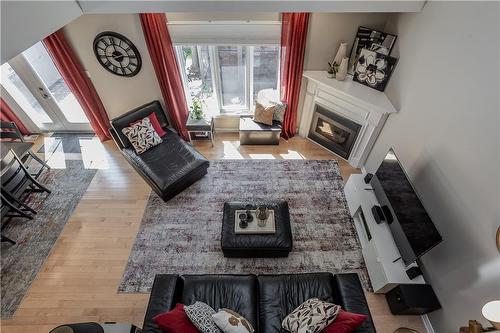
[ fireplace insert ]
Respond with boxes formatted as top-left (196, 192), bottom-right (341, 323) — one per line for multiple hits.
top-left (308, 104), bottom-right (361, 159)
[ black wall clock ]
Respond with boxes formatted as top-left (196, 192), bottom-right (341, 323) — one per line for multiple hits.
top-left (93, 31), bottom-right (142, 77)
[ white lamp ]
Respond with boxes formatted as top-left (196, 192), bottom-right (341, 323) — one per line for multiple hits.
top-left (482, 300), bottom-right (500, 330)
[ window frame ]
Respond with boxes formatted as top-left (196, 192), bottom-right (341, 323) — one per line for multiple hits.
top-left (175, 43), bottom-right (280, 116)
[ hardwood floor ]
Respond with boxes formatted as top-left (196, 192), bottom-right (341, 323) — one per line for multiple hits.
top-left (0, 133), bottom-right (425, 333)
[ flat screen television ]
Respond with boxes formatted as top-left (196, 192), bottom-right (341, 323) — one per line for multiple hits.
top-left (371, 149), bottom-right (442, 265)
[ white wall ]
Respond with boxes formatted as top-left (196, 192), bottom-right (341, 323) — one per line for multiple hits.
top-left (364, 2), bottom-right (500, 332)
top-left (1, 1), bottom-right (82, 64)
top-left (63, 14), bottom-right (165, 119)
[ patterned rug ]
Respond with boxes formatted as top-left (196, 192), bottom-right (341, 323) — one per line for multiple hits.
top-left (1, 160), bottom-right (97, 319)
top-left (119, 160), bottom-right (370, 293)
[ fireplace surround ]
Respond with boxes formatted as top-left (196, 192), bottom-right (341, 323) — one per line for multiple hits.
top-left (300, 71), bottom-right (397, 167)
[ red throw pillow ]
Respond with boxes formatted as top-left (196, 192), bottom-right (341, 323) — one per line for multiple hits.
top-left (130, 113), bottom-right (167, 137)
top-left (322, 309), bottom-right (368, 333)
top-left (153, 303), bottom-right (199, 333)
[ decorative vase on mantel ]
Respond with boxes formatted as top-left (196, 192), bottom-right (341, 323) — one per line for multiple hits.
top-left (333, 42), bottom-right (347, 68)
top-left (336, 57), bottom-right (349, 81)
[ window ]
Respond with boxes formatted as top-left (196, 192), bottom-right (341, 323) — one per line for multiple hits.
top-left (175, 45), bottom-right (280, 115)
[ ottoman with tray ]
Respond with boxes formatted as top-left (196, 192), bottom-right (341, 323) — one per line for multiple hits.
top-left (221, 201), bottom-right (293, 258)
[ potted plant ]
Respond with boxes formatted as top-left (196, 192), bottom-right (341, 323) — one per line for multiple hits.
top-left (189, 98), bottom-right (204, 120)
top-left (327, 61), bottom-right (339, 78)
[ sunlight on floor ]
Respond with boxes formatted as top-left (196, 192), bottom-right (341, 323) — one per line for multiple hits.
top-left (222, 141), bottom-right (244, 159)
top-left (249, 153), bottom-right (275, 159)
top-left (45, 137), bottom-right (66, 169)
top-left (280, 150), bottom-right (305, 159)
top-left (80, 138), bottom-right (109, 169)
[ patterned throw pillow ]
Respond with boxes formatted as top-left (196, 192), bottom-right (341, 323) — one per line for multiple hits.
top-left (185, 301), bottom-right (223, 333)
top-left (121, 117), bottom-right (162, 154)
top-left (282, 298), bottom-right (341, 333)
top-left (271, 102), bottom-right (287, 123)
top-left (212, 308), bottom-right (254, 333)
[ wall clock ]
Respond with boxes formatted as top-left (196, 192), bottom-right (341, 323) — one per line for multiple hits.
top-left (93, 31), bottom-right (142, 77)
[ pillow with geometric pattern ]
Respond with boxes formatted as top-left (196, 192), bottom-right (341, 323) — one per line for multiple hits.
top-left (121, 116), bottom-right (162, 154)
top-left (281, 298), bottom-right (341, 333)
top-left (185, 301), bottom-right (223, 333)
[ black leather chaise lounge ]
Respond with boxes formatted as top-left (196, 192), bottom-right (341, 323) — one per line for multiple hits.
top-left (109, 101), bottom-right (209, 202)
top-left (142, 273), bottom-right (376, 333)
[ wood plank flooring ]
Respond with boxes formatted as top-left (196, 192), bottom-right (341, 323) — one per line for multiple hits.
top-left (0, 133), bottom-right (426, 333)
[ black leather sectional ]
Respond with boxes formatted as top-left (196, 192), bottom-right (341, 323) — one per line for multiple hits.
top-left (109, 101), bottom-right (209, 202)
top-left (142, 273), bottom-right (376, 333)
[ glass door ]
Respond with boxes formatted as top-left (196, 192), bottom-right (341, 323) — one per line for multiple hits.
top-left (0, 42), bottom-right (92, 132)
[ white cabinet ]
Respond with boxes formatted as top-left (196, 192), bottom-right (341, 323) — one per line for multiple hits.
top-left (345, 174), bottom-right (425, 293)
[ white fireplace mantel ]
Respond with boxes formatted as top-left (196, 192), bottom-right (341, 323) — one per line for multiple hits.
top-left (300, 71), bottom-right (397, 168)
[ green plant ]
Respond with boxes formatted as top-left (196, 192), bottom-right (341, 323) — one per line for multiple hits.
top-left (328, 61), bottom-right (340, 76)
top-left (189, 99), bottom-right (204, 120)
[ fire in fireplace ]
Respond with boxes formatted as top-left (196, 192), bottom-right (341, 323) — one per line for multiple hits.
top-left (308, 104), bottom-right (362, 159)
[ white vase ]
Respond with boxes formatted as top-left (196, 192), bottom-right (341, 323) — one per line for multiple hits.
top-left (336, 57), bottom-right (349, 81)
top-left (333, 42), bottom-right (347, 66)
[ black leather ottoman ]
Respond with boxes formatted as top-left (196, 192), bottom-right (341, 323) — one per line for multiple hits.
top-left (221, 201), bottom-right (293, 258)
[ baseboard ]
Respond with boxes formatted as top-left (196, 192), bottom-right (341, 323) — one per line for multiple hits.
top-left (422, 314), bottom-right (435, 333)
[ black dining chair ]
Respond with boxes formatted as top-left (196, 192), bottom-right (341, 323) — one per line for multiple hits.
top-left (0, 121), bottom-right (50, 178)
top-left (1, 149), bottom-right (51, 216)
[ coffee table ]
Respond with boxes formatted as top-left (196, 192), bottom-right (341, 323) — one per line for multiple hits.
top-left (221, 201), bottom-right (293, 258)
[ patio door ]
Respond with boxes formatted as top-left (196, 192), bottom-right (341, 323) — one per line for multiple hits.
top-left (0, 42), bottom-right (92, 132)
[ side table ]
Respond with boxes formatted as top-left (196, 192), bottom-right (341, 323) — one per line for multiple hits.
top-left (186, 117), bottom-right (214, 147)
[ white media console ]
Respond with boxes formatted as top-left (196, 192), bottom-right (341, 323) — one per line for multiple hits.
top-left (344, 173), bottom-right (426, 293)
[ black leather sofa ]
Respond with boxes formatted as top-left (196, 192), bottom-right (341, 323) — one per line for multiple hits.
top-left (143, 273), bottom-right (376, 333)
top-left (109, 101), bottom-right (209, 202)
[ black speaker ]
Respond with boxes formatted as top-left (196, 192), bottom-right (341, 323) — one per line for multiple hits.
top-left (371, 205), bottom-right (385, 224)
top-left (364, 173), bottom-right (373, 184)
top-left (385, 284), bottom-right (441, 315)
top-left (406, 266), bottom-right (422, 280)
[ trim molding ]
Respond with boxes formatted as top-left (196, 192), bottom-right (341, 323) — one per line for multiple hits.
top-left (422, 314), bottom-right (435, 333)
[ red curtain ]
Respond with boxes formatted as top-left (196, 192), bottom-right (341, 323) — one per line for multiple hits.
top-left (43, 29), bottom-right (111, 141)
top-left (139, 13), bottom-right (189, 140)
top-left (280, 13), bottom-right (310, 139)
top-left (0, 98), bottom-right (30, 135)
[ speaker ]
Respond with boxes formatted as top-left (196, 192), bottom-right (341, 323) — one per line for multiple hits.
top-left (385, 284), bottom-right (441, 315)
top-left (364, 173), bottom-right (374, 184)
top-left (371, 205), bottom-right (385, 224)
top-left (406, 266), bottom-right (422, 280)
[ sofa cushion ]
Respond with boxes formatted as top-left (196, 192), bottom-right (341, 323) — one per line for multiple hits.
top-left (122, 117), bottom-right (163, 154)
top-left (180, 275), bottom-right (259, 330)
top-left (258, 273), bottom-right (338, 333)
top-left (281, 298), bottom-right (340, 333)
top-left (185, 301), bottom-right (222, 333)
top-left (153, 303), bottom-right (199, 333)
top-left (122, 128), bottom-right (209, 193)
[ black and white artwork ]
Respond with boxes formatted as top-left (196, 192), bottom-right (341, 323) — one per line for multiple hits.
top-left (353, 48), bottom-right (398, 92)
top-left (348, 26), bottom-right (397, 74)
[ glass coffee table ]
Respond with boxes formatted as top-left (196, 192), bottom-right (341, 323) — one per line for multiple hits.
top-left (221, 201), bottom-right (293, 258)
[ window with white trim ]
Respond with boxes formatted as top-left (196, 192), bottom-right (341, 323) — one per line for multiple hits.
top-left (175, 45), bottom-right (280, 116)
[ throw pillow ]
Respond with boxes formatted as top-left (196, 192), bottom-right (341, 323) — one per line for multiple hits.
top-left (122, 116), bottom-right (162, 154)
top-left (185, 301), bottom-right (223, 333)
top-left (130, 112), bottom-right (167, 137)
top-left (271, 102), bottom-right (287, 123)
top-left (281, 298), bottom-right (340, 333)
top-left (153, 303), bottom-right (200, 333)
top-left (212, 308), bottom-right (254, 333)
top-left (322, 310), bottom-right (368, 333)
top-left (253, 102), bottom-right (275, 126)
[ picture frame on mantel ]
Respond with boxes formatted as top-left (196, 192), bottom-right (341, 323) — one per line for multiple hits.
top-left (353, 48), bottom-right (398, 92)
top-left (348, 26), bottom-right (397, 75)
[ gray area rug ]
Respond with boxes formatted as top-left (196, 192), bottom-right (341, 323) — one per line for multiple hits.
top-left (1, 160), bottom-right (97, 319)
top-left (119, 159), bottom-right (370, 293)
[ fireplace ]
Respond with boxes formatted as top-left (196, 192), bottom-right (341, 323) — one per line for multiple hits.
top-left (308, 104), bottom-right (361, 159)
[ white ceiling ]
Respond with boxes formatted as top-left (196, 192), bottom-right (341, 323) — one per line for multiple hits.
top-left (1, 0), bottom-right (425, 64)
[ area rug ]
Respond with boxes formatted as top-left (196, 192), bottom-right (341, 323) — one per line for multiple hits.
top-left (1, 160), bottom-right (97, 319)
top-left (119, 160), bottom-right (370, 293)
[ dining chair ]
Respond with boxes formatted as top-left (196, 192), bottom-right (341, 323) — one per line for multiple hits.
top-left (1, 149), bottom-right (51, 215)
top-left (0, 121), bottom-right (50, 178)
